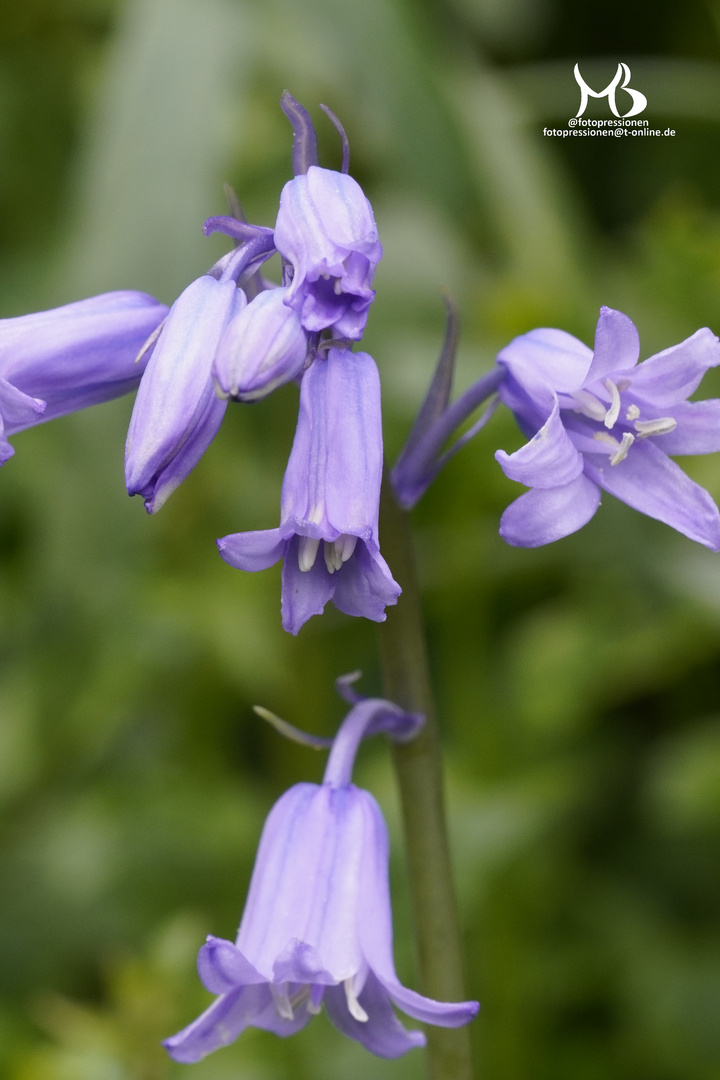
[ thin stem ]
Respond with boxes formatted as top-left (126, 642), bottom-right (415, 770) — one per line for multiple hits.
top-left (377, 476), bottom-right (475, 1080)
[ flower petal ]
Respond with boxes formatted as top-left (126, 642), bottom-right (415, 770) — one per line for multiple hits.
top-left (331, 541), bottom-right (401, 622)
top-left (236, 784), bottom-right (365, 983)
top-left (217, 529), bottom-right (286, 572)
top-left (280, 537), bottom-right (337, 634)
top-left (627, 327), bottom-right (720, 407)
top-left (498, 327), bottom-right (591, 395)
top-left (499, 474), bottom-right (601, 547)
top-left (281, 349), bottom-right (383, 539)
top-left (163, 985), bottom-right (310, 1063)
top-left (649, 399), bottom-right (720, 455)
top-left (272, 939), bottom-right (334, 986)
top-left (213, 287), bottom-right (308, 401)
top-left (0, 291), bottom-right (168, 424)
top-left (495, 401), bottom-right (583, 488)
top-left (355, 791), bottom-right (479, 1027)
top-left (583, 439), bottom-right (720, 550)
top-left (323, 973), bottom-right (426, 1058)
top-left (125, 276), bottom-right (244, 511)
top-left (197, 936), bottom-right (265, 994)
top-left (584, 306), bottom-right (640, 386)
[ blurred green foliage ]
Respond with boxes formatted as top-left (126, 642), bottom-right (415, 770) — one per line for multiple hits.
top-left (2, 0), bottom-right (720, 1077)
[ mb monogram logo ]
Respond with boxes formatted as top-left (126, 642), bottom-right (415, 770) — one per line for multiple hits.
top-left (573, 62), bottom-right (648, 118)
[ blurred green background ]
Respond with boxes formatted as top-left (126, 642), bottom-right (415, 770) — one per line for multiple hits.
top-left (2, 0), bottom-right (720, 1077)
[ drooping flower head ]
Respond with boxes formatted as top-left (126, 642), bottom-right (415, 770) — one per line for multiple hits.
top-left (274, 166), bottom-right (382, 340)
top-left (0, 290), bottom-right (168, 465)
top-left (164, 686), bottom-right (478, 1063)
top-left (495, 306), bottom-right (720, 548)
top-left (217, 347), bottom-right (400, 634)
top-left (271, 91), bottom-right (382, 341)
top-left (212, 285), bottom-right (309, 402)
top-left (125, 228), bottom-right (276, 513)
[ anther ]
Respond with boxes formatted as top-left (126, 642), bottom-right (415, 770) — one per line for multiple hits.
top-left (323, 540), bottom-right (342, 574)
top-left (271, 983), bottom-right (295, 1021)
top-left (339, 534), bottom-right (357, 562)
top-left (625, 404), bottom-right (640, 421)
top-left (604, 379), bottom-right (621, 429)
top-left (573, 390), bottom-right (607, 422)
top-left (610, 431), bottom-right (634, 465)
top-left (634, 417), bottom-right (678, 438)
top-left (344, 977), bottom-right (369, 1023)
top-left (298, 536), bottom-right (320, 572)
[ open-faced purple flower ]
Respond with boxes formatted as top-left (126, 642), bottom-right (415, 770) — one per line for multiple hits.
top-left (217, 347), bottom-right (400, 634)
top-left (213, 286), bottom-right (309, 401)
top-left (274, 166), bottom-right (382, 340)
top-left (0, 291), bottom-right (168, 465)
top-left (496, 306), bottom-right (720, 548)
top-left (164, 694), bottom-right (478, 1063)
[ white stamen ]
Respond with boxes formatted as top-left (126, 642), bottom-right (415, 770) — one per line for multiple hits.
top-left (307, 990), bottom-right (323, 1015)
top-left (625, 404), bottom-right (640, 421)
top-left (344, 978), bottom-right (369, 1023)
top-left (339, 533), bottom-right (358, 563)
top-left (298, 536), bottom-right (320, 572)
top-left (572, 390), bottom-right (607, 422)
top-left (634, 417), bottom-right (678, 438)
top-left (271, 983), bottom-right (295, 1021)
top-left (593, 431), bottom-right (620, 449)
top-left (604, 379), bottom-right (621, 429)
top-left (323, 540), bottom-right (343, 574)
top-left (333, 277), bottom-right (343, 295)
top-left (610, 431), bottom-right (634, 465)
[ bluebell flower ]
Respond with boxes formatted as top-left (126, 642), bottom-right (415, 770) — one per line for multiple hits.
top-left (213, 286), bottom-right (309, 402)
top-left (217, 347), bottom-right (400, 634)
top-left (273, 166), bottom-right (382, 340)
top-left (496, 306), bottom-right (720, 547)
top-left (0, 291), bottom-right (168, 464)
top-left (125, 230), bottom-right (276, 513)
top-left (164, 694), bottom-right (478, 1063)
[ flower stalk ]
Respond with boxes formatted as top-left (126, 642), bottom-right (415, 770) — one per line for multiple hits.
top-left (377, 475), bottom-right (474, 1080)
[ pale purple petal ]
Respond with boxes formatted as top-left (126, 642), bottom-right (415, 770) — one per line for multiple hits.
top-left (331, 542), bottom-right (402, 622)
top-left (498, 327), bottom-right (591, 394)
top-left (626, 327), bottom-right (720, 406)
top-left (583, 440), bottom-right (720, 550)
top-left (495, 402), bottom-right (583, 488)
top-left (213, 287), bottom-right (308, 401)
top-left (217, 529), bottom-right (286, 572)
top-left (281, 349), bottom-right (383, 539)
top-left (272, 939), bottom-right (334, 985)
top-left (280, 539), bottom-right (337, 634)
top-left (650, 400), bottom-right (720, 455)
top-left (274, 167), bottom-right (381, 338)
top-left (499, 473), bottom-right (602, 547)
top-left (197, 937), bottom-right (265, 993)
top-left (236, 784), bottom-right (365, 983)
top-left (356, 790), bottom-right (479, 1027)
top-left (584, 306), bottom-right (640, 386)
top-left (125, 276), bottom-right (245, 512)
top-left (164, 985), bottom-right (310, 1064)
top-left (0, 291), bottom-right (168, 426)
top-left (323, 973), bottom-right (426, 1058)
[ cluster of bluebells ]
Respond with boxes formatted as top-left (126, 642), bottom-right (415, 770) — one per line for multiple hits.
top-left (5, 86), bottom-right (720, 1071)
top-left (123, 92), bottom-right (399, 634)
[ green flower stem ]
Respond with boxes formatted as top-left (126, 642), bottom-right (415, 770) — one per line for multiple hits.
top-left (377, 476), bottom-right (474, 1080)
